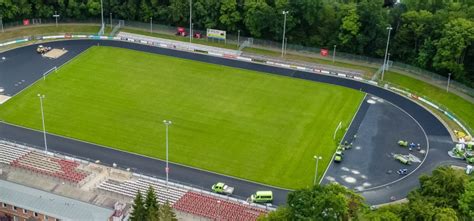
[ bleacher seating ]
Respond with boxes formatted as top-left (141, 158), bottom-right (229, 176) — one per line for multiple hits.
top-left (98, 178), bottom-right (188, 205)
top-left (10, 151), bottom-right (90, 184)
top-left (173, 191), bottom-right (267, 220)
top-left (0, 142), bottom-right (31, 165)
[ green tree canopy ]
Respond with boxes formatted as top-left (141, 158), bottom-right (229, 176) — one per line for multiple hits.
top-left (130, 190), bottom-right (146, 221)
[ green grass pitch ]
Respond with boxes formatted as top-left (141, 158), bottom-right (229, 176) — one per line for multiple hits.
top-left (0, 46), bottom-right (364, 188)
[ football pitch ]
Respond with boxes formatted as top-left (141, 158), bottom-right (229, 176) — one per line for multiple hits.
top-left (0, 46), bottom-right (364, 188)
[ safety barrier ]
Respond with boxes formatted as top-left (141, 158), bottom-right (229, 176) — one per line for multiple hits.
top-left (388, 85), bottom-right (472, 137)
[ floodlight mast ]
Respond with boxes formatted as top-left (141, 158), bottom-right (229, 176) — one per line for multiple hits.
top-left (37, 94), bottom-right (48, 153)
top-left (281, 11), bottom-right (289, 57)
top-left (163, 120), bottom-right (172, 189)
top-left (381, 26), bottom-right (393, 81)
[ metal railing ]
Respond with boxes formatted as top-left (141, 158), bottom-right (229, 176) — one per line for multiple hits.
top-left (380, 81), bottom-right (473, 135)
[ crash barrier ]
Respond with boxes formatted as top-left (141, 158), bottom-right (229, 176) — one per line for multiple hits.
top-left (117, 32), bottom-right (241, 56)
top-left (387, 83), bottom-right (472, 137)
top-left (0, 33), bottom-right (470, 137)
top-left (0, 38), bottom-right (29, 47)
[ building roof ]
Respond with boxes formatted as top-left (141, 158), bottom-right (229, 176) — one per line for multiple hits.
top-left (0, 180), bottom-right (113, 221)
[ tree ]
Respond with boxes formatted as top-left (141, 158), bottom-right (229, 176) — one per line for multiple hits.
top-left (257, 206), bottom-right (290, 220)
top-left (356, 0), bottom-right (389, 56)
top-left (416, 166), bottom-right (469, 210)
top-left (433, 18), bottom-right (474, 81)
top-left (433, 207), bottom-right (459, 221)
top-left (66, 0), bottom-right (82, 18)
top-left (139, 0), bottom-right (153, 22)
top-left (219, 0), bottom-right (241, 32)
top-left (459, 181), bottom-right (474, 218)
top-left (159, 201), bottom-right (177, 221)
top-left (168, 0), bottom-right (189, 25)
top-left (146, 205), bottom-right (160, 221)
top-left (338, 3), bottom-right (360, 52)
top-left (130, 190), bottom-right (146, 221)
top-left (0, 0), bottom-right (19, 20)
top-left (360, 210), bottom-right (401, 221)
top-left (193, 0), bottom-right (221, 29)
top-left (286, 184), bottom-right (366, 220)
top-left (243, 0), bottom-right (275, 38)
top-left (86, 0), bottom-right (101, 16)
top-left (393, 10), bottom-right (434, 62)
top-left (404, 192), bottom-right (438, 220)
top-left (144, 186), bottom-right (159, 221)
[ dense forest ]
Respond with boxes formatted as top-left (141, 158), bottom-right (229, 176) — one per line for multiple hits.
top-left (1, 0), bottom-right (473, 86)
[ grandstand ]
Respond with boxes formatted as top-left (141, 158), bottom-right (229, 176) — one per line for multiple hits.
top-left (174, 191), bottom-right (267, 220)
top-left (0, 139), bottom-right (270, 220)
top-left (0, 141), bottom-right (92, 186)
top-left (98, 176), bottom-right (269, 220)
top-left (0, 141), bottom-right (30, 165)
top-left (11, 151), bottom-right (92, 185)
top-left (98, 177), bottom-right (187, 204)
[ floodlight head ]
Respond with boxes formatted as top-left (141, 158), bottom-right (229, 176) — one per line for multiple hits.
top-left (163, 120), bottom-right (172, 125)
top-left (314, 155), bottom-right (322, 160)
top-left (387, 26), bottom-right (393, 30)
top-left (282, 11), bottom-right (289, 15)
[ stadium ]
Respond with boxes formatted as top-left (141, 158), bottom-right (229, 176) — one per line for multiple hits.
top-left (1, 1), bottom-right (473, 220)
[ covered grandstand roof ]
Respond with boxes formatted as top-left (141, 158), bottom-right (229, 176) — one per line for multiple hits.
top-left (0, 179), bottom-right (113, 221)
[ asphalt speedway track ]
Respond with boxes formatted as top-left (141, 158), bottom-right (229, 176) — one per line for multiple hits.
top-left (0, 39), bottom-right (460, 206)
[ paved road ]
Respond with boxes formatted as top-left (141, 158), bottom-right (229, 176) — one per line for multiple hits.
top-left (0, 39), bottom-right (455, 205)
top-left (322, 95), bottom-right (428, 190)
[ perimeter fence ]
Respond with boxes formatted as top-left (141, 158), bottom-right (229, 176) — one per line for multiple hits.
top-left (1, 18), bottom-right (473, 134)
top-left (2, 18), bottom-right (474, 98)
top-left (120, 20), bottom-right (474, 97)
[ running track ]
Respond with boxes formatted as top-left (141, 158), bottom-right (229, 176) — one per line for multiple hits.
top-left (0, 40), bottom-right (456, 205)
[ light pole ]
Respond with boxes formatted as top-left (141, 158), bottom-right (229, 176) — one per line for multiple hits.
top-left (150, 17), bottom-right (153, 34)
top-left (387, 53), bottom-right (391, 71)
top-left (37, 94), bottom-right (48, 153)
top-left (189, 0), bottom-right (192, 43)
top-left (0, 16), bottom-right (4, 33)
top-left (313, 155), bottom-right (322, 185)
top-left (53, 11), bottom-right (60, 27)
top-left (447, 73), bottom-right (451, 92)
top-left (237, 30), bottom-right (240, 47)
top-left (100, 0), bottom-right (104, 32)
top-left (163, 120), bottom-right (172, 189)
top-left (110, 13), bottom-right (112, 28)
top-left (381, 26), bottom-right (393, 81)
top-left (332, 45), bottom-right (337, 63)
top-left (281, 11), bottom-right (289, 57)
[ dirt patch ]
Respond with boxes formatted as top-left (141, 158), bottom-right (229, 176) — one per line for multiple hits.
top-left (43, 48), bottom-right (68, 59)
